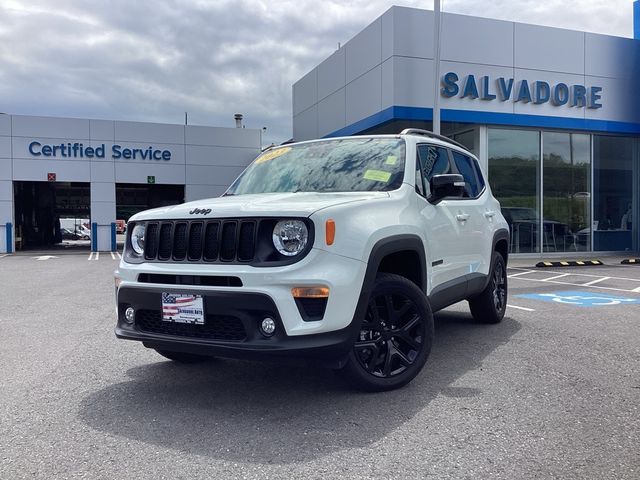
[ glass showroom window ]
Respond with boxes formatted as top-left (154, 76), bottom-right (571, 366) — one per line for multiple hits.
top-left (453, 130), bottom-right (476, 155)
top-left (488, 128), bottom-right (540, 253)
top-left (593, 136), bottom-right (634, 251)
top-left (542, 132), bottom-right (591, 252)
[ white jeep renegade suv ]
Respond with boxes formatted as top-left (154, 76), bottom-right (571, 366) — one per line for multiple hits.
top-left (115, 129), bottom-right (509, 391)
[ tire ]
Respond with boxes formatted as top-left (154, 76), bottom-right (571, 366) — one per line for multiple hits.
top-left (337, 273), bottom-right (434, 392)
top-left (468, 252), bottom-right (507, 324)
top-left (154, 349), bottom-right (214, 363)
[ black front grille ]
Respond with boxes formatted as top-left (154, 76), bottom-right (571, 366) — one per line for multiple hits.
top-left (173, 223), bottom-right (188, 260)
top-left (145, 223), bottom-right (159, 258)
top-left (188, 223), bottom-right (204, 260)
top-left (158, 224), bottom-right (172, 260)
top-left (220, 222), bottom-right (237, 261)
top-left (203, 222), bottom-right (220, 261)
top-left (136, 309), bottom-right (247, 341)
top-left (144, 219), bottom-right (258, 263)
top-left (137, 274), bottom-right (243, 287)
top-left (238, 222), bottom-right (256, 261)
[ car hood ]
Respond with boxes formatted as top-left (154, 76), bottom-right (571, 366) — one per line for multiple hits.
top-left (129, 192), bottom-right (389, 221)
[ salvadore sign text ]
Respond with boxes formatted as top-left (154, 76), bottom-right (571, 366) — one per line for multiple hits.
top-left (28, 141), bottom-right (172, 161)
top-left (441, 72), bottom-right (602, 109)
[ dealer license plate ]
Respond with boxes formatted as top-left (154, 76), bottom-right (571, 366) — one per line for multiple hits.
top-left (161, 293), bottom-right (205, 325)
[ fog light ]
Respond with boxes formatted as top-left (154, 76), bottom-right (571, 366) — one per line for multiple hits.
top-left (260, 317), bottom-right (276, 337)
top-left (124, 307), bottom-right (135, 324)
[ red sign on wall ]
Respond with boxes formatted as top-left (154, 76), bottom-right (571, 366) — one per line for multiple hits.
top-left (47, 172), bottom-right (56, 182)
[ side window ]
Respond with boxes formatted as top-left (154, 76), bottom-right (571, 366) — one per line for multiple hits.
top-left (417, 145), bottom-right (451, 191)
top-left (451, 150), bottom-right (481, 198)
top-left (472, 158), bottom-right (486, 192)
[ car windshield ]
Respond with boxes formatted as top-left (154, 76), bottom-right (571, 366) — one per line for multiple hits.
top-left (225, 138), bottom-right (406, 195)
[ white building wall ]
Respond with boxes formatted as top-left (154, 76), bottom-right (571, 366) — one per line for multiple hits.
top-left (1, 113), bottom-right (261, 253)
top-left (293, 6), bottom-right (640, 140)
top-left (183, 125), bottom-right (260, 202)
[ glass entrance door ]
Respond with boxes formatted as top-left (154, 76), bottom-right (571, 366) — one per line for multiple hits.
top-left (593, 136), bottom-right (634, 252)
top-left (542, 132), bottom-right (591, 252)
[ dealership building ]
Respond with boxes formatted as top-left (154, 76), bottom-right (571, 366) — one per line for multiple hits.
top-left (4, 6), bottom-right (640, 257)
top-left (0, 114), bottom-right (260, 253)
top-left (293, 5), bottom-right (640, 255)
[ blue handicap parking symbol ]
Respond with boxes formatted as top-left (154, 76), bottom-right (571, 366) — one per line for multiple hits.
top-left (516, 291), bottom-right (640, 307)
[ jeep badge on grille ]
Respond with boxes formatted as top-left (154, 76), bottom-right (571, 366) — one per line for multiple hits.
top-left (189, 208), bottom-right (212, 215)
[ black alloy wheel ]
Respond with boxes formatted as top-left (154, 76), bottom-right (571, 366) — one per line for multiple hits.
top-left (338, 273), bottom-right (434, 392)
top-left (468, 251), bottom-right (508, 324)
top-left (492, 257), bottom-right (507, 313)
top-left (355, 294), bottom-right (424, 377)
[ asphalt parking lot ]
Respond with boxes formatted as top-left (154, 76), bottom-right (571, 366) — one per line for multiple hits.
top-left (0, 252), bottom-right (638, 479)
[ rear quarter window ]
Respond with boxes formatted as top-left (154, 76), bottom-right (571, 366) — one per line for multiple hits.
top-left (451, 150), bottom-right (483, 198)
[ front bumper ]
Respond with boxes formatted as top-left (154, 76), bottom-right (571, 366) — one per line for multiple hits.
top-left (115, 248), bottom-right (368, 364)
top-left (116, 286), bottom-right (359, 364)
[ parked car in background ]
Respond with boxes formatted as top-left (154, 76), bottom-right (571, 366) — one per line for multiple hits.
top-left (61, 228), bottom-right (82, 240)
top-left (75, 226), bottom-right (91, 240)
top-left (116, 220), bottom-right (127, 234)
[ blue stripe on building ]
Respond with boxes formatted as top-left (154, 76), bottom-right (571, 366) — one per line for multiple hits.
top-left (324, 106), bottom-right (640, 138)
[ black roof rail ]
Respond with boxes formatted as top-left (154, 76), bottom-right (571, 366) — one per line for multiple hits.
top-left (399, 128), bottom-right (468, 151)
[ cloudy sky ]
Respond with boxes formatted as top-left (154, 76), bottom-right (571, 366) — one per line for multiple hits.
top-left (0, 0), bottom-right (635, 145)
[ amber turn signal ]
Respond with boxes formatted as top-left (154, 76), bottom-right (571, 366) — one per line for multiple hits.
top-left (291, 286), bottom-right (330, 298)
top-left (325, 219), bottom-right (335, 246)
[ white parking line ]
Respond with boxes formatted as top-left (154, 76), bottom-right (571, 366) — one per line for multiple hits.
top-left (510, 276), bottom-right (640, 294)
top-left (507, 270), bottom-right (534, 278)
top-left (110, 252), bottom-right (115, 260)
top-left (95, 252), bottom-right (99, 260)
top-left (542, 273), bottom-right (571, 281)
top-left (507, 304), bottom-right (535, 312)
top-left (0, 254), bottom-right (7, 259)
top-left (508, 266), bottom-right (640, 282)
top-left (116, 251), bottom-right (122, 259)
top-left (583, 276), bottom-right (610, 286)
top-left (88, 252), bottom-right (94, 261)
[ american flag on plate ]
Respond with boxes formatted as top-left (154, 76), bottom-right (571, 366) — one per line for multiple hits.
top-left (161, 293), bottom-right (205, 324)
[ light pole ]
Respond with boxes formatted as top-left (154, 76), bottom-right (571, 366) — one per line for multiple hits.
top-left (432, 0), bottom-right (442, 134)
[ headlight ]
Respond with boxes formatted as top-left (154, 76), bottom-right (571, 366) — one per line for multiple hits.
top-left (273, 220), bottom-right (308, 256)
top-left (130, 224), bottom-right (145, 255)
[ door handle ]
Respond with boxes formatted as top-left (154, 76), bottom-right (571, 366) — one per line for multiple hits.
top-left (456, 213), bottom-right (470, 222)
top-left (484, 211), bottom-right (496, 219)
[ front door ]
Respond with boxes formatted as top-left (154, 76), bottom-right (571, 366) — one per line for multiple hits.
top-left (415, 144), bottom-right (468, 291)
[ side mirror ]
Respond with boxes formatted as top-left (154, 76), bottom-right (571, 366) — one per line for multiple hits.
top-left (428, 174), bottom-right (465, 204)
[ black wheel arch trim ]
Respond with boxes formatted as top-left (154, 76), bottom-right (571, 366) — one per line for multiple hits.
top-left (493, 228), bottom-right (510, 263)
top-left (467, 232), bottom-right (510, 298)
top-left (360, 235), bottom-right (427, 296)
top-left (345, 234), bottom-right (428, 359)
